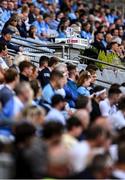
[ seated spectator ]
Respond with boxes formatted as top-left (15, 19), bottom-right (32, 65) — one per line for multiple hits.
top-left (30, 79), bottom-right (41, 105)
top-left (102, 33), bottom-right (113, 48)
top-left (37, 56), bottom-right (50, 88)
top-left (77, 71), bottom-right (91, 96)
top-left (110, 95), bottom-right (125, 130)
top-left (99, 86), bottom-right (121, 117)
top-left (42, 121), bottom-right (64, 147)
top-left (70, 126), bottom-right (107, 173)
top-left (0, 29), bottom-right (22, 52)
top-left (46, 94), bottom-right (66, 125)
top-left (28, 3), bottom-right (36, 24)
top-left (0, 69), bottom-right (19, 108)
top-left (64, 64), bottom-right (78, 108)
top-left (90, 86), bottom-right (107, 123)
top-left (87, 69), bottom-right (97, 94)
top-left (14, 122), bottom-right (48, 179)
top-left (42, 70), bottom-right (64, 104)
top-left (1, 82), bottom-right (33, 119)
top-left (30, 64), bottom-right (38, 81)
top-left (81, 22), bottom-right (92, 41)
top-left (62, 116), bottom-right (83, 150)
top-left (0, 42), bottom-right (8, 70)
top-left (28, 25), bottom-right (40, 40)
top-left (76, 95), bottom-right (92, 113)
top-left (92, 31), bottom-right (106, 54)
top-left (19, 61), bottom-right (33, 82)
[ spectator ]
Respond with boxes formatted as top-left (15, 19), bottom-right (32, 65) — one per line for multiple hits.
top-left (90, 86), bottom-right (107, 122)
top-left (0, 29), bottom-right (22, 52)
top-left (62, 116), bottom-right (82, 150)
top-left (28, 25), bottom-right (39, 40)
top-left (1, 82), bottom-right (33, 119)
top-left (46, 94), bottom-right (66, 125)
top-left (81, 22), bottom-right (92, 40)
top-left (30, 64), bottom-right (38, 81)
top-left (37, 56), bottom-right (49, 88)
top-left (76, 95), bottom-right (92, 113)
top-left (42, 70), bottom-right (64, 104)
top-left (77, 71), bottom-right (91, 96)
top-left (19, 61), bottom-right (33, 82)
top-left (70, 126), bottom-right (107, 172)
top-left (111, 95), bottom-right (125, 130)
top-left (64, 64), bottom-right (78, 108)
top-left (0, 69), bottom-right (19, 108)
top-left (42, 121), bottom-right (64, 147)
top-left (0, 42), bottom-right (8, 70)
top-left (99, 87), bottom-right (122, 117)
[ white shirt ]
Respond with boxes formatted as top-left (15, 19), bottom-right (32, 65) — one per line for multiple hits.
top-left (70, 141), bottom-right (91, 172)
top-left (112, 169), bottom-right (125, 179)
top-left (13, 96), bottom-right (24, 116)
top-left (46, 108), bottom-right (66, 125)
top-left (0, 57), bottom-right (8, 70)
top-left (110, 110), bottom-right (125, 130)
top-left (99, 98), bottom-right (117, 117)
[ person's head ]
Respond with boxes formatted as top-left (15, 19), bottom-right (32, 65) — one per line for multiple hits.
top-left (21, 105), bottom-right (45, 126)
top-left (4, 68), bottom-right (19, 87)
top-left (95, 31), bottom-right (104, 41)
top-left (93, 86), bottom-right (107, 101)
top-left (112, 28), bottom-right (119, 37)
top-left (1, 1), bottom-right (7, 9)
top-left (119, 28), bottom-right (124, 37)
top-left (37, 15), bottom-right (43, 22)
top-left (42, 121), bottom-right (64, 147)
top-left (74, 109), bottom-right (90, 130)
top-left (0, 42), bottom-right (8, 57)
top-left (86, 126), bottom-right (107, 147)
top-left (29, 25), bottom-right (37, 38)
top-left (43, 14), bottom-right (50, 23)
top-left (118, 95), bottom-right (125, 114)
top-left (14, 122), bottom-right (36, 145)
top-left (76, 95), bottom-right (92, 112)
top-left (8, 2), bottom-right (14, 10)
top-left (105, 33), bottom-right (113, 44)
top-left (67, 63), bottom-right (78, 81)
top-left (66, 116), bottom-right (83, 138)
top-left (30, 79), bottom-right (41, 99)
top-left (9, 16), bottom-right (18, 27)
top-left (28, 3), bottom-right (35, 13)
top-left (54, 63), bottom-right (68, 80)
top-left (82, 22), bottom-right (91, 32)
top-left (89, 153), bottom-right (113, 179)
top-left (110, 42), bottom-right (119, 52)
top-left (87, 69), bottom-right (97, 84)
top-left (48, 57), bottom-right (59, 70)
top-left (86, 64), bottom-right (98, 71)
top-left (30, 64), bottom-right (38, 80)
top-left (19, 61), bottom-right (33, 78)
top-left (50, 70), bottom-right (65, 89)
top-left (77, 71), bottom-right (91, 87)
top-left (51, 94), bottom-right (66, 111)
top-left (2, 29), bottom-right (14, 41)
top-left (108, 87), bottom-right (121, 105)
top-left (39, 56), bottom-right (49, 69)
top-left (15, 82), bottom-right (33, 103)
top-left (34, 7), bottom-right (40, 16)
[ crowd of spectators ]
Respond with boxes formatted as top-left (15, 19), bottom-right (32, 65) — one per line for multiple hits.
top-left (1, 0), bottom-right (125, 179)
top-left (0, 39), bottom-right (125, 178)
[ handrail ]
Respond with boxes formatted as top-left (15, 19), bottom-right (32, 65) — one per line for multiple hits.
top-left (79, 55), bottom-right (125, 71)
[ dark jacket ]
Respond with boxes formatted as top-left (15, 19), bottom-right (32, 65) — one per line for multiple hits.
top-left (0, 36), bottom-right (20, 52)
top-left (37, 68), bottom-right (51, 88)
top-left (20, 74), bottom-right (29, 82)
top-left (90, 98), bottom-right (101, 123)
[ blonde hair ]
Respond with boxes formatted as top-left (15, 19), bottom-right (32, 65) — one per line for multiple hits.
top-left (77, 71), bottom-right (91, 87)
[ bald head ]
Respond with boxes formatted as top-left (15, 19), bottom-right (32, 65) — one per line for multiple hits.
top-left (74, 109), bottom-right (90, 130)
